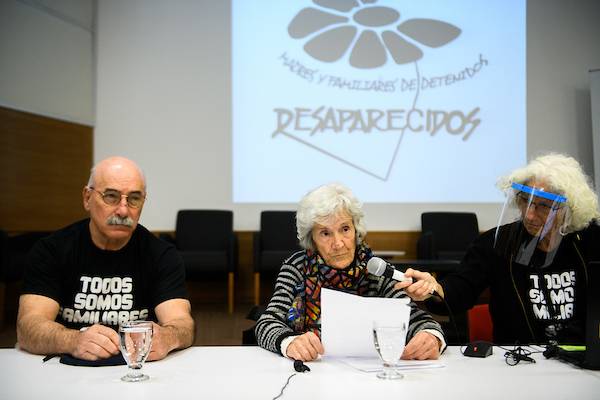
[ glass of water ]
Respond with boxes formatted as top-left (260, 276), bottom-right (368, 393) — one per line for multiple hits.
top-left (119, 320), bottom-right (153, 382)
top-left (373, 320), bottom-right (407, 380)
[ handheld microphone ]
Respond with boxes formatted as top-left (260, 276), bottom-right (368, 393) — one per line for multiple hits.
top-left (367, 257), bottom-right (463, 342)
top-left (366, 257), bottom-right (413, 283)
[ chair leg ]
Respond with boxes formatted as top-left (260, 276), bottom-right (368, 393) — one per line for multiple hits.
top-left (254, 272), bottom-right (260, 306)
top-left (0, 282), bottom-right (5, 330)
top-left (228, 272), bottom-right (234, 314)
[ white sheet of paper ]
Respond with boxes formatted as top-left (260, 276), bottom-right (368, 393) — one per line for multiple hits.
top-left (320, 288), bottom-right (410, 358)
top-left (335, 357), bottom-right (445, 373)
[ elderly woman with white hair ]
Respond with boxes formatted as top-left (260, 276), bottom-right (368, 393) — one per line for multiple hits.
top-left (255, 183), bottom-right (445, 362)
top-left (398, 153), bottom-right (600, 345)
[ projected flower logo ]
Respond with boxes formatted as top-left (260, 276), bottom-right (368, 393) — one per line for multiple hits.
top-left (288, 0), bottom-right (461, 69)
top-left (274, 0), bottom-right (472, 182)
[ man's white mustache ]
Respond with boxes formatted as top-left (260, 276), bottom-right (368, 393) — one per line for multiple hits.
top-left (107, 215), bottom-right (134, 227)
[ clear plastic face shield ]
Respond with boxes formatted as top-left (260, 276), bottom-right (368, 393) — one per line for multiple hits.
top-left (494, 182), bottom-right (570, 269)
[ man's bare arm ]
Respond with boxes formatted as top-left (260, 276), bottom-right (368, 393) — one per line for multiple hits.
top-left (148, 298), bottom-right (195, 361)
top-left (17, 294), bottom-right (78, 355)
top-left (17, 294), bottom-right (119, 360)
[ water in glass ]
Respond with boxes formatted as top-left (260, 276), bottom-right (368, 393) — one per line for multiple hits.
top-left (119, 320), bottom-right (153, 382)
top-left (373, 321), bottom-right (407, 380)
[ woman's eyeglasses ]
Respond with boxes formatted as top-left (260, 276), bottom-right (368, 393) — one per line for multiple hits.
top-left (515, 192), bottom-right (562, 216)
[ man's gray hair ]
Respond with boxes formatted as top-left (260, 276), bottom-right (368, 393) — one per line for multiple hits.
top-left (296, 183), bottom-right (367, 251)
top-left (497, 152), bottom-right (599, 233)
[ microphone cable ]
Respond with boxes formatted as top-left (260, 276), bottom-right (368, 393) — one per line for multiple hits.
top-left (430, 289), bottom-right (466, 345)
top-left (498, 344), bottom-right (545, 366)
top-left (272, 373), bottom-right (297, 400)
top-left (272, 360), bottom-right (310, 400)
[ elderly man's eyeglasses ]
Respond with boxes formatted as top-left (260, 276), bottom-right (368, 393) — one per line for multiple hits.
top-left (87, 187), bottom-right (145, 208)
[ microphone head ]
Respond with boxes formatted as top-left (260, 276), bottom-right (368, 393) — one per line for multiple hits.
top-left (294, 359), bottom-right (310, 372)
top-left (366, 257), bottom-right (387, 276)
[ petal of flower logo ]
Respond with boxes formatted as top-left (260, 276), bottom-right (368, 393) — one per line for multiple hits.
top-left (288, 0), bottom-right (462, 69)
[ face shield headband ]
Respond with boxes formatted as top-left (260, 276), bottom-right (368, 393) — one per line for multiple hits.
top-left (494, 182), bottom-right (569, 269)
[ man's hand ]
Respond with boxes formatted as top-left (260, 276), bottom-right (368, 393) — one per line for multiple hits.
top-left (394, 268), bottom-right (444, 301)
top-left (148, 299), bottom-right (195, 361)
top-left (71, 324), bottom-right (120, 360)
top-left (286, 332), bottom-right (324, 362)
top-left (401, 331), bottom-right (441, 360)
top-left (147, 322), bottom-right (175, 361)
top-left (17, 294), bottom-right (121, 359)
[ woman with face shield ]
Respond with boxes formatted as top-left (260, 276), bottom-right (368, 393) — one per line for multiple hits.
top-left (396, 153), bottom-right (600, 344)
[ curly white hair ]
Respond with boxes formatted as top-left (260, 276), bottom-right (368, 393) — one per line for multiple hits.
top-left (497, 153), bottom-right (599, 233)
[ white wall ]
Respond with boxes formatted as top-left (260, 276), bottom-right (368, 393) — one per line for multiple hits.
top-left (527, 0), bottom-right (600, 173)
top-left (94, 0), bottom-right (600, 232)
top-left (3, 0), bottom-right (598, 232)
top-left (591, 69), bottom-right (600, 195)
top-left (0, 0), bottom-right (94, 125)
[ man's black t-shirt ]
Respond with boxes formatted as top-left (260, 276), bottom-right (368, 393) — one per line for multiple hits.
top-left (22, 219), bottom-right (187, 330)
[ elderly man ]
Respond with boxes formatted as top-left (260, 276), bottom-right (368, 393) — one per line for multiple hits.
top-left (17, 156), bottom-right (194, 361)
top-left (398, 153), bottom-right (600, 344)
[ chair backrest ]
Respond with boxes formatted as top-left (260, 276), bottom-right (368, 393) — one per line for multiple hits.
top-left (242, 305), bottom-right (266, 345)
top-left (259, 211), bottom-right (299, 250)
top-left (175, 210), bottom-right (233, 250)
top-left (254, 211), bottom-right (301, 274)
top-left (0, 229), bottom-right (7, 281)
top-left (2, 231), bottom-right (51, 282)
top-left (468, 304), bottom-right (493, 342)
top-left (420, 212), bottom-right (479, 260)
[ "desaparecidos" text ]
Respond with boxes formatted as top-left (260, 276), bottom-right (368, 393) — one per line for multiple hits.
top-left (272, 106), bottom-right (480, 141)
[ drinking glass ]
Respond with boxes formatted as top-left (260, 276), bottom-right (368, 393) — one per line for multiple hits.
top-left (119, 320), bottom-right (153, 382)
top-left (373, 321), bottom-right (407, 380)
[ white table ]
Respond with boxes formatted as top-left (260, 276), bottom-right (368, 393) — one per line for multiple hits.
top-left (1, 346), bottom-right (599, 400)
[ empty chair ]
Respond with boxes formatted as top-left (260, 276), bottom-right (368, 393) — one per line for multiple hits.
top-left (417, 212), bottom-right (479, 261)
top-left (241, 305), bottom-right (265, 346)
top-left (0, 230), bottom-right (51, 327)
top-left (165, 210), bottom-right (237, 313)
top-left (253, 211), bottom-right (301, 305)
top-left (0, 229), bottom-right (7, 327)
top-left (1, 231), bottom-right (52, 282)
top-left (415, 212), bottom-right (479, 343)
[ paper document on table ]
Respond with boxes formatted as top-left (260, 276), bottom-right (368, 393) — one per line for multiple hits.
top-left (320, 288), bottom-right (410, 358)
top-left (336, 357), bottom-right (445, 373)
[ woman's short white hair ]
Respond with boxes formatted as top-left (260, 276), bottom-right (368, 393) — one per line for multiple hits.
top-left (296, 183), bottom-right (367, 251)
top-left (497, 152), bottom-right (599, 233)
